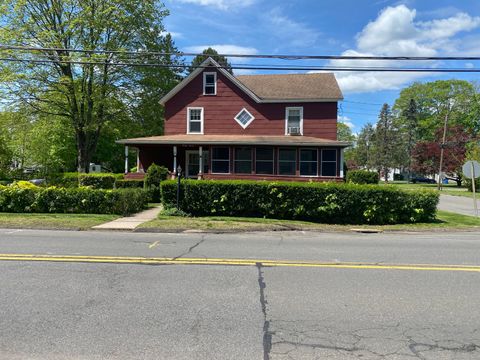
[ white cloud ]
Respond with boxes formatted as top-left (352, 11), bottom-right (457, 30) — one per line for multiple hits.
top-left (175, 0), bottom-right (255, 11)
top-left (263, 8), bottom-right (320, 49)
top-left (184, 44), bottom-right (259, 75)
top-left (324, 5), bottom-right (480, 93)
top-left (185, 44), bottom-right (258, 56)
top-left (338, 115), bottom-right (355, 129)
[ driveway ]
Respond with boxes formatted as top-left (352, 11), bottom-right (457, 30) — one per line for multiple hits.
top-left (439, 194), bottom-right (479, 217)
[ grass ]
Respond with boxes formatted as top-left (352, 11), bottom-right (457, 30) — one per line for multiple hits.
top-left (0, 213), bottom-right (119, 230)
top-left (138, 210), bottom-right (480, 233)
top-left (379, 181), bottom-right (476, 198)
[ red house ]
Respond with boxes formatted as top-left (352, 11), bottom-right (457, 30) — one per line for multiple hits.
top-left (118, 57), bottom-right (349, 181)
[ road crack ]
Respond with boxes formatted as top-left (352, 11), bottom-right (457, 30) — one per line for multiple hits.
top-left (257, 262), bottom-right (273, 360)
top-left (172, 235), bottom-right (206, 260)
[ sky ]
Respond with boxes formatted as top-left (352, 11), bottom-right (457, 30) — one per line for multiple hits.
top-left (163, 0), bottom-right (480, 132)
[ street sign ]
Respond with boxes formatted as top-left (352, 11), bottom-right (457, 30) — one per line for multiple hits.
top-left (462, 160), bottom-right (480, 217)
top-left (463, 160), bottom-right (480, 179)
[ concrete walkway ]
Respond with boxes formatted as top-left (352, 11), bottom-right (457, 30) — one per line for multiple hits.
top-left (92, 206), bottom-right (162, 230)
top-left (438, 194), bottom-right (479, 217)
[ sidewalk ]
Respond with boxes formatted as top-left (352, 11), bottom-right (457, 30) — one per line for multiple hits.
top-left (92, 206), bottom-right (162, 230)
top-left (438, 194), bottom-right (479, 217)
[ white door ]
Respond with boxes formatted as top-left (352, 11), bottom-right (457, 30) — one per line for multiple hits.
top-left (185, 150), bottom-right (209, 178)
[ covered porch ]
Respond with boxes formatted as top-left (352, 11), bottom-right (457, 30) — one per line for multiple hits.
top-left (117, 135), bottom-right (350, 182)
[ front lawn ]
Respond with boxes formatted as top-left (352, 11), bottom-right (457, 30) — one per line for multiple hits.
top-left (380, 181), bottom-right (474, 198)
top-left (0, 213), bottom-right (119, 230)
top-left (137, 210), bottom-right (480, 233)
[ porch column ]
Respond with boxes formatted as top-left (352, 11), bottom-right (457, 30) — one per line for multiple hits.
top-left (198, 146), bottom-right (203, 180)
top-left (124, 146), bottom-right (129, 174)
top-left (173, 146), bottom-right (177, 179)
top-left (339, 148), bottom-right (344, 178)
top-left (136, 148), bottom-right (140, 173)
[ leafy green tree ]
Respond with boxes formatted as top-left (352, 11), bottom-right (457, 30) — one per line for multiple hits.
top-left (188, 47), bottom-right (233, 74)
top-left (0, 0), bottom-right (181, 172)
top-left (393, 80), bottom-right (478, 141)
top-left (353, 123), bottom-right (376, 169)
top-left (337, 122), bottom-right (355, 142)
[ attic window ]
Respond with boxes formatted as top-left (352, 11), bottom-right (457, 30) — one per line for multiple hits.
top-left (234, 108), bottom-right (255, 129)
top-left (203, 72), bottom-right (216, 95)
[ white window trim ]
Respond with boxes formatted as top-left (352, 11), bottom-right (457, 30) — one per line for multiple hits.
top-left (234, 108), bottom-right (255, 129)
top-left (186, 107), bottom-right (204, 134)
top-left (285, 107), bottom-right (304, 135)
top-left (203, 72), bottom-right (217, 95)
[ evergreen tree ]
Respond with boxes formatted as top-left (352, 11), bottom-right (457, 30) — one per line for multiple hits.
top-left (188, 47), bottom-right (233, 74)
top-left (374, 104), bottom-right (395, 182)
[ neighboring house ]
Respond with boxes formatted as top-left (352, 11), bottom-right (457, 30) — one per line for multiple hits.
top-left (118, 57), bottom-right (350, 181)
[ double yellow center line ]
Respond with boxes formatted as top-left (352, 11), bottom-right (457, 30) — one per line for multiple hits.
top-left (0, 253), bottom-right (480, 272)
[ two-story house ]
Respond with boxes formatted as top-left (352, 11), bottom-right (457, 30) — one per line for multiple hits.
top-left (118, 57), bottom-right (349, 181)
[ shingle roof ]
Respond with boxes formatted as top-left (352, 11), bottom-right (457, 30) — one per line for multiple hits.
top-left (236, 73), bottom-right (343, 101)
top-left (117, 134), bottom-right (350, 147)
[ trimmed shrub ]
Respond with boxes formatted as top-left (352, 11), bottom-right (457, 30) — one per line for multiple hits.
top-left (0, 187), bottom-right (147, 215)
top-left (115, 179), bottom-right (145, 189)
top-left (160, 180), bottom-right (439, 225)
top-left (464, 178), bottom-right (479, 191)
top-left (346, 170), bottom-right (379, 184)
top-left (48, 172), bottom-right (80, 188)
top-left (79, 173), bottom-right (123, 189)
top-left (145, 164), bottom-right (169, 188)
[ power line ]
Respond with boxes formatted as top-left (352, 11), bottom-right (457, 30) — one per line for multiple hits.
top-left (342, 100), bottom-right (384, 106)
top-left (2, 44), bottom-right (480, 61)
top-left (1, 57), bottom-right (480, 72)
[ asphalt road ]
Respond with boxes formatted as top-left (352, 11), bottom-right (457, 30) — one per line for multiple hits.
top-left (1, 229), bottom-right (480, 359)
top-left (439, 194), bottom-right (480, 217)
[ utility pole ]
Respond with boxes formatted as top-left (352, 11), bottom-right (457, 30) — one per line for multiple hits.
top-left (437, 109), bottom-right (450, 191)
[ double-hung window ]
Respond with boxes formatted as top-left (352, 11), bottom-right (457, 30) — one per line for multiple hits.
top-left (234, 147), bottom-right (252, 174)
top-left (203, 72), bottom-right (217, 95)
top-left (300, 149), bottom-right (318, 176)
top-left (187, 107), bottom-right (203, 134)
top-left (321, 149), bottom-right (337, 176)
top-left (285, 107), bottom-right (303, 135)
top-left (211, 147), bottom-right (230, 173)
top-left (255, 147), bottom-right (274, 174)
top-left (278, 148), bottom-right (296, 175)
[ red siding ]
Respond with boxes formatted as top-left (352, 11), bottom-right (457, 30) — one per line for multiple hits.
top-left (164, 67), bottom-right (338, 140)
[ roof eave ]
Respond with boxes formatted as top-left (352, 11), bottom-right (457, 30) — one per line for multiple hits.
top-left (159, 57), bottom-right (262, 106)
top-left (117, 138), bottom-right (351, 147)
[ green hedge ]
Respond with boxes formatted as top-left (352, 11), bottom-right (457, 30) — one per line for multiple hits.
top-left (0, 187), bottom-right (147, 215)
top-left (160, 180), bottom-right (438, 225)
top-left (464, 178), bottom-right (479, 191)
top-left (48, 172), bottom-right (124, 189)
top-left (145, 164), bottom-right (169, 188)
top-left (346, 170), bottom-right (379, 184)
top-left (115, 179), bottom-right (145, 188)
top-left (48, 172), bottom-right (80, 188)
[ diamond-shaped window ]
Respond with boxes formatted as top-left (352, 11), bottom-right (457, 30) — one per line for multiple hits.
top-left (234, 108), bottom-right (255, 129)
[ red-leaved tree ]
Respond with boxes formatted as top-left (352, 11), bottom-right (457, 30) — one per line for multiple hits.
top-left (412, 125), bottom-right (472, 185)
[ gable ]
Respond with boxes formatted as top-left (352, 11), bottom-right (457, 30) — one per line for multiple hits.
top-left (159, 57), bottom-right (343, 106)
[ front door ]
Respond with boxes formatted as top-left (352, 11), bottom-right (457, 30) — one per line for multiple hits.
top-left (185, 150), bottom-right (209, 178)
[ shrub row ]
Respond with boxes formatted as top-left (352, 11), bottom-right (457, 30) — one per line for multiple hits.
top-left (0, 187), bottom-right (147, 215)
top-left (346, 170), bottom-right (379, 184)
top-left (160, 180), bottom-right (439, 225)
top-left (49, 172), bottom-right (126, 189)
top-left (464, 178), bottom-right (479, 191)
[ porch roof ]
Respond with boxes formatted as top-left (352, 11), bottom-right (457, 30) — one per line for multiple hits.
top-left (117, 134), bottom-right (350, 147)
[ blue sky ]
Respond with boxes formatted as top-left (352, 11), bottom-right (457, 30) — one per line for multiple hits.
top-left (163, 0), bottom-right (480, 132)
